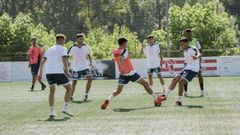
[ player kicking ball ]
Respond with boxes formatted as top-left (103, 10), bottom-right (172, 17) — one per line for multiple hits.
top-left (141, 35), bottom-right (166, 93)
top-left (159, 37), bottom-right (201, 106)
top-left (67, 33), bottom-right (93, 101)
top-left (37, 34), bottom-right (74, 118)
top-left (101, 38), bottom-right (162, 110)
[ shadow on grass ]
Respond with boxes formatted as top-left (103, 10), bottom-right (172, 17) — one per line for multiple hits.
top-left (183, 105), bottom-right (203, 109)
top-left (72, 100), bottom-right (92, 104)
top-left (38, 117), bottom-right (71, 122)
top-left (185, 95), bottom-right (203, 99)
top-left (28, 90), bottom-right (44, 92)
top-left (113, 106), bottom-right (155, 112)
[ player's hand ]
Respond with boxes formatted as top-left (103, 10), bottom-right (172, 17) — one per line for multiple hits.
top-left (66, 71), bottom-right (72, 78)
top-left (37, 74), bottom-right (42, 81)
top-left (160, 61), bottom-right (164, 67)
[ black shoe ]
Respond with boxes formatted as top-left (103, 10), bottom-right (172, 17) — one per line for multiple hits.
top-left (41, 85), bottom-right (46, 91)
top-left (30, 86), bottom-right (34, 91)
top-left (70, 97), bottom-right (74, 101)
top-left (84, 95), bottom-right (88, 101)
top-left (175, 101), bottom-right (182, 106)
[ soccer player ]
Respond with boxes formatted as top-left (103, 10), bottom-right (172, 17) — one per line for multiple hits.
top-left (184, 29), bottom-right (204, 96)
top-left (28, 37), bottom-right (46, 91)
top-left (159, 37), bottom-right (202, 106)
top-left (101, 38), bottom-right (162, 109)
top-left (67, 33), bottom-right (93, 101)
top-left (141, 35), bottom-right (166, 92)
top-left (37, 34), bottom-right (74, 118)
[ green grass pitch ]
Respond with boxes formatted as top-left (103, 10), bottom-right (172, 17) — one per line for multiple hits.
top-left (0, 77), bottom-right (240, 135)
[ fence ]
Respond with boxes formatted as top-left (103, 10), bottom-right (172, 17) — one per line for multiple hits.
top-left (0, 56), bottom-right (239, 82)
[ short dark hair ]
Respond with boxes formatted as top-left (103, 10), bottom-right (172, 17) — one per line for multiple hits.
top-left (56, 34), bottom-right (66, 40)
top-left (118, 38), bottom-right (128, 45)
top-left (147, 35), bottom-right (154, 39)
top-left (179, 37), bottom-right (189, 42)
top-left (76, 33), bottom-right (84, 38)
top-left (185, 28), bottom-right (192, 33)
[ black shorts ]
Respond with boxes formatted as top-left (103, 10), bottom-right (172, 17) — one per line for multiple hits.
top-left (178, 69), bottom-right (198, 82)
top-left (31, 64), bottom-right (39, 75)
top-left (46, 74), bottom-right (70, 86)
top-left (72, 69), bottom-right (92, 80)
top-left (147, 67), bottom-right (161, 74)
top-left (118, 73), bottom-right (141, 85)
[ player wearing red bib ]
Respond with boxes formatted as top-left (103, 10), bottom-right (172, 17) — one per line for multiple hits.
top-left (28, 37), bottom-right (46, 91)
top-left (101, 38), bottom-right (162, 109)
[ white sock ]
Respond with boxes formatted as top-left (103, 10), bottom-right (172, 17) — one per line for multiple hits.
top-left (151, 93), bottom-right (157, 100)
top-left (85, 93), bottom-right (88, 96)
top-left (108, 95), bottom-right (114, 102)
top-left (50, 106), bottom-right (54, 111)
top-left (164, 89), bottom-right (172, 97)
top-left (176, 96), bottom-right (182, 102)
top-left (63, 102), bottom-right (69, 110)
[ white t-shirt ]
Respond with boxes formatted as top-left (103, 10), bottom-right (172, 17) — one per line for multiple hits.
top-left (184, 47), bottom-right (200, 72)
top-left (68, 44), bottom-right (90, 71)
top-left (44, 45), bottom-right (67, 74)
top-left (143, 44), bottom-right (161, 69)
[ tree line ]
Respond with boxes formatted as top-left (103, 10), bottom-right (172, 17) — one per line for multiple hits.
top-left (0, 1), bottom-right (239, 61)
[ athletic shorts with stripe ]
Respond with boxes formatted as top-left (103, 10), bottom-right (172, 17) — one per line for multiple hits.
top-left (177, 69), bottom-right (198, 83)
top-left (118, 73), bottom-right (141, 85)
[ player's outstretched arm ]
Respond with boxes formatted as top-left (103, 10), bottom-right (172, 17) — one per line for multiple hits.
top-left (37, 58), bottom-right (46, 81)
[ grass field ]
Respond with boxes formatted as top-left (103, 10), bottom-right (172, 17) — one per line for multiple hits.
top-left (0, 77), bottom-right (240, 135)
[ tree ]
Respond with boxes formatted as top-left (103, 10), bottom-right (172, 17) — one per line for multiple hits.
top-left (167, 2), bottom-right (238, 55)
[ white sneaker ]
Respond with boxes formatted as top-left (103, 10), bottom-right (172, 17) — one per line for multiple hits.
top-left (183, 91), bottom-right (188, 96)
top-left (201, 90), bottom-right (205, 97)
top-left (50, 109), bottom-right (57, 118)
top-left (62, 107), bottom-right (74, 117)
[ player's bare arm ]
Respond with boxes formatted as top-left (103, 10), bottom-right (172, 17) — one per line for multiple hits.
top-left (63, 56), bottom-right (71, 77)
top-left (87, 54), bottom-right (93, 67)
top-left (37, 58), bottom-right (47, 80)
top-left (160, 50), bottom-right (164, 66)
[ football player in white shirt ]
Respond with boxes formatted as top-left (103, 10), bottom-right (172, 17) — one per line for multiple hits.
top-left (141, 35), bottom-right (166, 93)
top-left (67, 33), bottom-right (93, 101)
top-left (37, 34), bottom-right (74, 118)
top-left (184, 29), bottom-right (204, 96)
top-left (158, 37), bottom-right (202, 106)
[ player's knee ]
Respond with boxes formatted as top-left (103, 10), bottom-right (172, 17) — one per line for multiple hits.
top-left (179, 79), bottom-right (186, 86)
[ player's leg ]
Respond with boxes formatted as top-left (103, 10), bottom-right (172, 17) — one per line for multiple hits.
top-left (101, 74), bottom-right (128, 109)
top-left (101, 84), bottom-right (124, 110)
top-left (132, 73), bottom-right (162, 106)
top-left (183, 83), bottom-right (188, 96)
top-left (84, 74), bottom-right (93, 101)
top-left (198, 70), bottom-right (204, 96)
top-left (175, 70), bottom-right (198, 106)
top-left (148, 74), bottom-right (153, 86)
top-left (157, 73), bottom-right (166, 93)
top-left (147, 68), bottom-right (153, 86)
top-left (160, 74), bottom-right (182, 101)
top-left (49, 84), bottom-right (57, 117)
top-left (31, 74), bottom-right (37, 91)
top-left (175, 78), bottom-right (187, 106)
top-left (57, 74), bottom-right (73, 116)
top-left (71, 80), bottom-right (77, 101)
